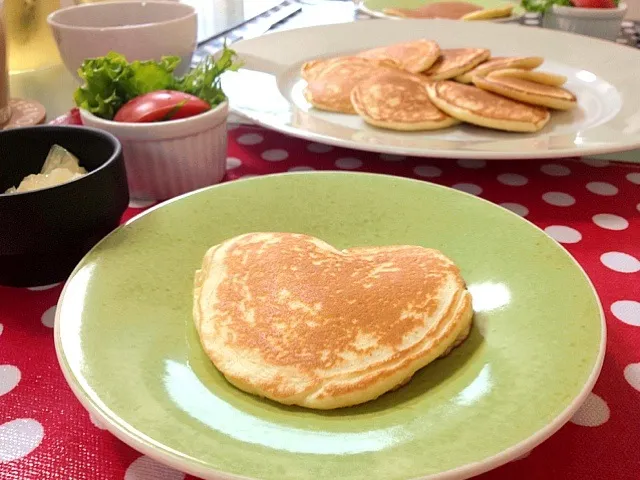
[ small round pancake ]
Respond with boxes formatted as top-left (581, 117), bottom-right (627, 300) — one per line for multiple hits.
top-left (426, 80), bottom-right (551, 132)
top-left (488, 68), bottom-right (568, 87)
top-left (303, 57), bottom-right (397, 114)
top-left (383, 2), bottom-right (483, 19)
top-left (350, 70), bottom-right (460, 131)
top-left (455, 56), bottom-right (544, 84)
top-left (461, 4), bottom-right (514, 20)
top-left (473, 71), bottom-right (577, 110)
top-left (357, 39), bottom-right (441, 73)
top-left (423, 48), bottom-right (491, 81)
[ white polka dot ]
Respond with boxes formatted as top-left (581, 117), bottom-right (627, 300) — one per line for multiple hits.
top-left (611, 300), bottom-right (640, 326)
top-left (41, 306), bottom-right (56, 328)
top-left (125, 455), bottom-right (186, 480)
top-left (236, 133), bottom-right (263, 145)
top-left (129, 199), bottom-right (155, 209)
top-left (637, 203), bottom-right (640, 213)
top-left (261, 149), bottom-right (289, 162)
top-left (624, 363), bottom-right (640, 391)
top-left (413, 165), bottom-right (442, 178)
top-left (0, 324), bottom-right (3, 337)
top-left (586, 182), bottom-right (618, 196)
top-left (335, 157), bottom-right (363, 169)
top-left (600, 252), bottom-right (640, 273)
top-left (0, 419), bottom-right (44, 462)
top-left (89, 412), bottom-right (107, 430)
top-left (226, 157), bottom-right (242, 170)
top-left (26, 283), bottom-right (61, 291)
top-left (457, 159), bottom-right (486, 169)
top-left (497, 173), bottom-right (528, 186)
top-left (379, 153), bottom-right (406, 162)
top-left (288, 166), bottom-right (315, 172)
top-left (541, 164), bottom-right (571, 176)
top-left (582, 158), bottom-right (610, 167)
top-left (452, 183), bottom-right (482, 195)
top-left (592, 214), bottom-right (629, 231)
top-left (544, 225), bottom-right (582, 243)
top-left (500, 203), bottom-right (529, 217)
top-left (627, 172), bottom-right (640, 185)
top-left (570, 393), bottom-right (610, 427)
top-left (306, 143), bottom-right (333, 154)
top-left (542, 192), bottom-right (576, 207)
top-left (0, 365), bottom-right (21, 396)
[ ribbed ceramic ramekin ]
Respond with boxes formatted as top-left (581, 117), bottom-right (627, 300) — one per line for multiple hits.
top-left (542, 3), bottom-right (627, 42)
top-left (80, 101), bottom-right (228, 201)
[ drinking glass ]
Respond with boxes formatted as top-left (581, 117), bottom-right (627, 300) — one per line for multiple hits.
top-left (0, 0), bottom-right (10, 125)
top-left (4, 0), bottom-right (62, 73)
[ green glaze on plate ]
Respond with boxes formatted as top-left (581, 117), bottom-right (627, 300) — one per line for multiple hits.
top-left (55, 172), bottom-right (604, 480)
top-left (360, 0), bottom-right (524, 20)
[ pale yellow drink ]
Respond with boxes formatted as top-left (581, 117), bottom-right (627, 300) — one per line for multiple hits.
top-left (0, 0), bottom-right (10, 124)
top-left (4, 0), bottom-right (61, 73)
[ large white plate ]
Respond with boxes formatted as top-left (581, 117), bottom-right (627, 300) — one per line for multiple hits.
top-left (222, 20), bottom-right (640, 159)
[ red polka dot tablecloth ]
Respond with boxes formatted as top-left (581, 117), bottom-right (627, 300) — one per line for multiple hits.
top-left (1, 124), bottom-right (639, 480)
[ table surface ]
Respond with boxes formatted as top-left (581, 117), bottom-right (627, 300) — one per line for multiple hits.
top-left (2, 3), bottom-right (640, 480)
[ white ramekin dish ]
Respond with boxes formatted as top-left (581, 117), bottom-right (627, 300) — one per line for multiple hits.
top-left (80, 101), bottom-right (229, 201)
top-left (541, 3), bottom-right (628, 42)
top-left (47, 1), bottom-right (197, 80)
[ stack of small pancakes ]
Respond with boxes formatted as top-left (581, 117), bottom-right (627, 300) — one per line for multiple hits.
top-left (302, 39), bottom-right (577, 133)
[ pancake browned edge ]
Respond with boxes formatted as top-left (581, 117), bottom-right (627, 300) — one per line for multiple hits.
top-left (455, 56), bottom-right (544, 84)
top-left (357, 39), bottom-right (441, 74)
top-left (193, 232), bottom-right (473, 410)
top-left (351, 69), bottom-right (460, 131)
top-left (473, 71), bottom-right (577, 110)
top-left (423, 48), bottom-right (491, 81)
top-left (303, 57), bottom-right (398, 114)
top-left (426, 80), bottom-right (551, 132)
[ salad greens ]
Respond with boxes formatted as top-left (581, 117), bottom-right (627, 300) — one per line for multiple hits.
top-left (521, 0), bottom-right (572, 12)
top-left (522, 0), bottom-right (619, 12)
top-left (74, 46), bottom-right (241, 120)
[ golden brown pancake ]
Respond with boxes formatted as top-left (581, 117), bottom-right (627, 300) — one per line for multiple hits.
top-left (488, 68), bottom-right (568, 87)
top-left (383, 1), bottom-right (482, 19)
top-left (426, 80), bottom-right (551, 132)
top-left (461, 4), bottom-right (514, 20)
top-left (193, 232), bottom-right (473, 410)
top-left (423, 48), bottom-right (491, 81)
top-left (455, 56), bottom-right (544, 84)
top-left (303, 57), bottom-right (398, 114)
top-left (357, 39), bottom-right (441, 73)
top-left (351, 69), bottom-right (460, 131)
top-left (474, 71), bottom-right (577, 110)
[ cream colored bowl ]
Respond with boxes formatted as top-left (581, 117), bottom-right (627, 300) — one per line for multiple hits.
top-left (80, 101), bottom-right (229, 201)
top-left (48, 1), bottom-right (197, 80)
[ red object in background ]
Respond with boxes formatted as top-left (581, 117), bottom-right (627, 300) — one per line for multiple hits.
top-left (113, 91), bottom-right (210, 123)
top-left (49, 107), bottom-right (82, 126)
top-left (571, 0), bottom-right (617, 8)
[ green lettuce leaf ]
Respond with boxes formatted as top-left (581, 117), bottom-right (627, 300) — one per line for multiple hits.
top-left (74, 46), bottom-right (241, 120)
top-left (521, 0), bottom-right (572, 12)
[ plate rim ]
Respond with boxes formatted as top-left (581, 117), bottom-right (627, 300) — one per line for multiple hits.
top-left (54, 172), bottom-right (607, 480)
top-left (227, 19), bottom-right (640, 160)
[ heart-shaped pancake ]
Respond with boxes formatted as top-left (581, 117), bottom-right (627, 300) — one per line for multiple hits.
top-left (193, 232), bottom-right (473, 410)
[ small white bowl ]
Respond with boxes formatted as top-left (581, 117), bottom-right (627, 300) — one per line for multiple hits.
top-left (80, 102), bottom-right (229, 201)
top-left (541, 3), bottom-right (628, 42)
top-left (48, 1), bottom-right (197, 80)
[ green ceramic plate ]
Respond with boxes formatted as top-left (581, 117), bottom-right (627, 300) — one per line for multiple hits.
top-left (55, 173), bottom-right (604, 480)
top-left (359, 0), bottom-right (524, 21)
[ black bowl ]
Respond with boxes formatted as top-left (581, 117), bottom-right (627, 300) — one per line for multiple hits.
top-left (0, 126), bottom-right (129, 287)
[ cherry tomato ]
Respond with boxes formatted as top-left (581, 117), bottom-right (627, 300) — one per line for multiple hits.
top-left (571, 0), bottom-right (616, 8)
top-left (114, 90), bottom-right (211, 123)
